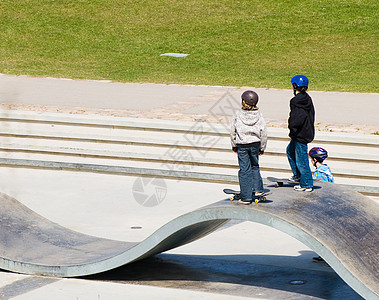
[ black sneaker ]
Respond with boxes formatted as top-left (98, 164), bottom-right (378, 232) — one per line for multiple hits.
top-left (288, 175), bottom-right (300, 182)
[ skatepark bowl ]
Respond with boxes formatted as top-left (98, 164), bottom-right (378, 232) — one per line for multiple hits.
top-left (0, 181), bottom-right (378, 300)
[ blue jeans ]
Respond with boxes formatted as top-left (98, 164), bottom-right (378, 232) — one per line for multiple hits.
top-left (237, 145), bottom-right (264, 200)
top-left (286, 140), bottom-right (313, 188)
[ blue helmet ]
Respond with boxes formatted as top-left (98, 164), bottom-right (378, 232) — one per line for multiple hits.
top-left (309, 147), bottom-right (328, 162)
top-left (291, 75), bottom-right (309, 88)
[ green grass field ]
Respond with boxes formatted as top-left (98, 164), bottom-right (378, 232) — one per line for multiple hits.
top-left (0, 0), bottom-right (377, 92)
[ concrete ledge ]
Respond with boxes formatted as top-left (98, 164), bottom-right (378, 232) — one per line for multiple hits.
top-left (0, 182), bottom-right (378, 299)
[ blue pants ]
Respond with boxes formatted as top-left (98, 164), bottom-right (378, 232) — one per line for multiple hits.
top-left (237, 145), bottom-right (264, 200)
top-left (286, 140), bottom-right (313, 188)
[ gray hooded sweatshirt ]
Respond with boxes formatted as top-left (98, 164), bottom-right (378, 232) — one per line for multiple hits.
top-left (230, 109), bottom-right (267, 152)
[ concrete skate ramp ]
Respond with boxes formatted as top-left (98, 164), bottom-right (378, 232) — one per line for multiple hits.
top-left (0, 181), bottom-right (378, 299)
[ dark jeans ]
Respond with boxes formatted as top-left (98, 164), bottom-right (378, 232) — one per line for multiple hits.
top-left (237, 145), bottom-right (264, 200)
top-left (286, 139), bottom-right (313, 188)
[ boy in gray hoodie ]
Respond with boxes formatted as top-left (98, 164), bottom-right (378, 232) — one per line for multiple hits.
top-left (230, 90), bottom-right (267, 204)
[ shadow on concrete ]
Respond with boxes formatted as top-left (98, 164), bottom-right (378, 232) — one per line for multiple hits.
top-left (0, 275), bottom-right (59, 300)
top-left (84, 252), bottom-right (363, 300)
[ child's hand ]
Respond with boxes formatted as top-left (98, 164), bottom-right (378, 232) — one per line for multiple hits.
top-left (259, 150), bottom-right (264, 156)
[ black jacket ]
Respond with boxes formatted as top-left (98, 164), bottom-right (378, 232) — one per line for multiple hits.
top-left (288, 92), bottom-right (315, 144)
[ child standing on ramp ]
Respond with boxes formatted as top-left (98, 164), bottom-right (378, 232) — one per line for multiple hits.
top-left (287, 75), bottom-right (315, 192)
top-left (230, 90), bottom-right (267, 204)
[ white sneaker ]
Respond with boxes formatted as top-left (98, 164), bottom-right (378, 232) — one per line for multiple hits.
top-left (294, 185), bottom-right (313, 192)
top-left (239, 199), bottom-right (252, 205)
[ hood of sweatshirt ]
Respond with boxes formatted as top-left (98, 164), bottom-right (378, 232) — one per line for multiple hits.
top-left (291, 93), bottom-right (313, 111)
top-left (237, 109), bottom-right (261, 126)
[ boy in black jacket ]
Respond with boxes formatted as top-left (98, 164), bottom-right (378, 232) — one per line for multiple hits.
top-left (286, 75), bottom-right (315, 192)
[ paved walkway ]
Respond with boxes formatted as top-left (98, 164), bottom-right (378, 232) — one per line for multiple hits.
top-left (0, 74), bottom-right (378, 134)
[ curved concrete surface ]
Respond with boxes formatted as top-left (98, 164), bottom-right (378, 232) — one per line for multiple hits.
top-left (0, 181), bottom-right (378, 299)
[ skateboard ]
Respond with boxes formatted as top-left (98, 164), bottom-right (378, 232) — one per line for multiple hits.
top-left (223, 188), bottom-right (271, 204)
top-left (267, 176), bottom-right (297, 187)
top-left (223, 188), bottom-right (241, 201)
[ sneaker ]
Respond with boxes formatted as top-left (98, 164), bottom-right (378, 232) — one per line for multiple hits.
top-left (312, 256), bottom-right (325, 262)
top-left (239, 199), bottom-right (252, 205)
top-left (288, 175), bottom-right (300, 182)
top-left (254, 192), bottom-right (264, 197)
top-left (294, 185), bottom-right (313, 192)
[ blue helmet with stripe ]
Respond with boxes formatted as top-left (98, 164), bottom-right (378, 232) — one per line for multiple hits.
top-left (309, 147), bottom-right (328, 162)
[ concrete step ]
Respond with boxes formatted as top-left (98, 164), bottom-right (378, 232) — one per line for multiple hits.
top-left (1, 123), bottom-right (378, 160)
top-left (0, 110), bottom-right (378, 195)
top-left (0, 141), bottom-right (378, 190)
top-left (0, 143), bottom-right (377, 180)
top-left (1, 109), bottom-right (378, 146)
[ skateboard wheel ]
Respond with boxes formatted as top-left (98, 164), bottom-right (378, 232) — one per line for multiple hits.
top-left (229, 197), bottom-right (234, 201)
top-left (274, 183), bottom-right (279, 188)
top-left (255, 199), bottom-right (259, 203)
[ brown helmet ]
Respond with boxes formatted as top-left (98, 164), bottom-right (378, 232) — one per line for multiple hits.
top-left (241, 90), bottom-right (259, 106)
